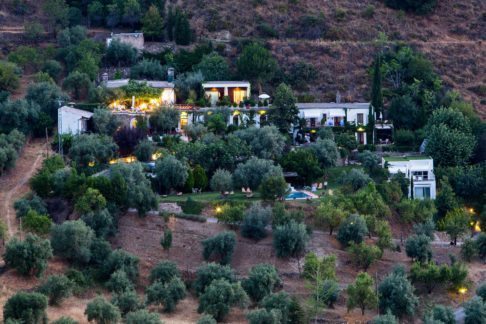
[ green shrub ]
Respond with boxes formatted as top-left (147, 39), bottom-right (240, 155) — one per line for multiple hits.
top-left (38, 275), bottom-right (73, 305)
top-left (106, 270), bottom-right (134, 294)
top-left (202, 231), bottom-right (237, 265)
top-left (242, 264), bottom-right (281, 302)
top-left (194, 263), bottom-right (235, 296)
top-left (385, 0), bottom-right (437, 15)
top-left (179, 197), bottom-right (205, 215)
top-left (273, 220), bottom-right (309, 258)
top-left (3, 292), bottom-right (48, 324)
top-left (111, 289), bottom-right (142, 315)
top-left (173, 213), bottom-right (207, 222)
top-left (362, 5), bottom-right (375, 18)
top-left (149, 260), bottom-right (180, 284)
top-left (337, 214), bottom-right (368, 246)
top-left (4, 233), bottom-right (52, 277)
top-left (146, 277), bottom-right (186, 312)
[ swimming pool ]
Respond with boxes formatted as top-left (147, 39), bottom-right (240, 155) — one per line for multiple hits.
top-left (285, 191), bottom-right (314, 200)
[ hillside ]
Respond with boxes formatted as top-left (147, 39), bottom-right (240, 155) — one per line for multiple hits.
top-left (0, 0), bottom-right (485, 117)
top-left (184, 0), bottom-right (485, 115)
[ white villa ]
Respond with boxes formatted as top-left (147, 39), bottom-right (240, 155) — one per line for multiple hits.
top-left (62, 77), bottom-right (393, 144)
top-left (58, 106), bottom-right (93, 135)
top-left (201, 81), bottom-right (251, 106)
top-left (382, 155), bottom-right (437, 199)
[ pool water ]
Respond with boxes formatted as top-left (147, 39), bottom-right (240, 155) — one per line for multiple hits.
top-left (285, 191), bottom-right (312, 200)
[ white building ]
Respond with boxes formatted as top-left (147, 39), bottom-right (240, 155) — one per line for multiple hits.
top-left (182, 102), bottom-right (372, 144)
top-left (58, 106), bottom-right (93, 135)
top-left (202, 81), bottom-right (251, 106)
top-left (296, 102), bottom-right (371, 144)
top-left (382, 156), bottom-right (437, 199)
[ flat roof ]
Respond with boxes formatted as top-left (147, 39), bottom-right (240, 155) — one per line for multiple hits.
top-left (383, 155), bottom-right (432, 162)
top-left (105, 79), bottom-right (174, 89)
top-left (202, 81), bottom-right (250, 87)
top-left (111, 33), bottom-right (143, 37)
top-left (297, 103), bottom-right (370, 110)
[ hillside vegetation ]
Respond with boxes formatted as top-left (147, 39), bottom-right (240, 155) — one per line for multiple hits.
top-left (0, 0), bottom-right (484, 116)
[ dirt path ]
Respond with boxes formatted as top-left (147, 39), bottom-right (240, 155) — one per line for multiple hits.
top-left (0, 139), bottom-right (48, 239)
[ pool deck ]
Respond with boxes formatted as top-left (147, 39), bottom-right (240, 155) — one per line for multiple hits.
top-left (285, 190), bottom-right (320, 200)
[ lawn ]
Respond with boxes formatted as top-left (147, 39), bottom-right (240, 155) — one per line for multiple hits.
top-left (158, 165), bottom-right (361, 204)
top-left (159, 191), bottom-right (262, 203)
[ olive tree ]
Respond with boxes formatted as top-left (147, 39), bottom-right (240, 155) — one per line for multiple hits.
top-left (310, 139), bottom-right (339, 168)
top-left (51, 220), bottom-right (94, 264)
top-left (439, 208), bottom-right (470, 245)
top-left (84, 296), bottom-right (121, 324)
top-left (150, 107), bottom-right (180, 133)
top-left (232, 126), bottom-right (286, 160)
top-left (4, 233), bottom-right (53, 277)
top-left (347, 272), bottom-right (378, 315)
top-left (3, 292), bottom-right (48, 324)
top-left (241, 202), bottom-right (272, 240)
top-left (125, 309), bottom-right (162, 324)
top-left (92, 108), bottom-right (121, 136)
top-left (464, 296), bottom-right (486, 324)
top-left (146, 277), bottom-right (186, 312)
top-left (154, 155), bottom-right (189, 193)
top-left (273, 220), bottom-right (309, 258)
top-left (210, 169), bottom-right (233, 194)
top-left (102, 249), bottom-right (139, 283)
top-left (423, 304), bottom-right (455, 324)
top-left (194, 263), bottom-right (235, 296)
top-left (106, 270), bottom-right (133, 294)
top-left (405, 234), bottom-right (432, 263)
top-left (233, 157), bottom-right (283, 191)
top-left (202, 231), bottom-right (237, 265)
top-left (242, 264), bottom-right (282, 302)
top-left (315, 199), bottom-right (346, 235)
top-left (378, 267), bottom-right (419, 318)
top-left (149, 260), bottom-right (180, 284)
top-left (38, 274), bottom-right (73, 305)
top-left (111, 290), bottom-right (142, 316)
top-left (109, 163), bottom-right (157, 216)
top-left (68, 134), bottom-right (118, 168)
top-left (197, 279), bottom-right (249, 321)
top-left (347, 242), bottom-right (383, 271)
top-left (337, 214), bottom-right (368, 246)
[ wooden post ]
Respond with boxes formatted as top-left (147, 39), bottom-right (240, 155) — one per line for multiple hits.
top-left (45, 127), bottom-right (49, 158)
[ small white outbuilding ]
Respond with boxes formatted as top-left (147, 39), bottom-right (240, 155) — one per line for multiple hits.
top-left (58, 106), bottom-right (93, 135)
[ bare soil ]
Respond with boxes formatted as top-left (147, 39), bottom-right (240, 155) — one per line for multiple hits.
top-left (0, 138), bottom-right (50, 239)
top-left (0, 206), bottom-right (484, 322)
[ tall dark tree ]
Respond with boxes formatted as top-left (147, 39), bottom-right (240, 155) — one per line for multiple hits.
top-left (371, 56), bottom-right (383, 119)
top-left (237, 43), bottom-right (278, 93)
top-left (174, 10), bottom-right (192, 45)
top-left (166, 6), bottom-right (175, 41)
top-left (268, 83), bottom-right (299, 134)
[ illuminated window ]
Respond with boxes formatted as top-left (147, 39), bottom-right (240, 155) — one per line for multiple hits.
top-left (180, 112), bottom-right (188, 129)
top-left (233, 88), bottom-right (246, 104)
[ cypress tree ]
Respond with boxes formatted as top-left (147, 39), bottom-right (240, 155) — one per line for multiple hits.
top-left (166, 6), bottom-right (175, 41)
top-left (371, 56), bottom-right (383, 119)
top-left (142, 5), bottom-right (164, 41)
top-left (367, 104), bottom-right (375, 144)
top-left (174, 10), bottom-right (192, 45)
